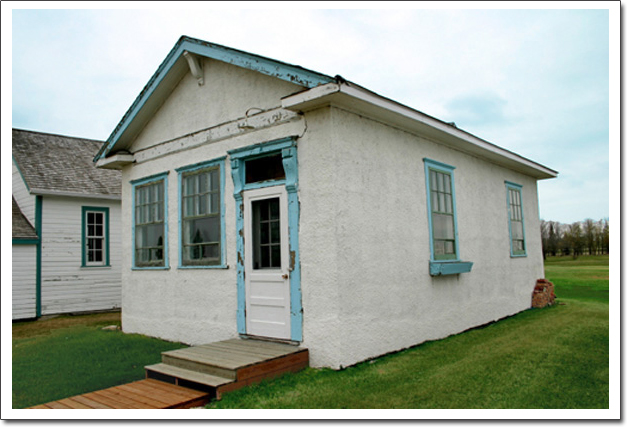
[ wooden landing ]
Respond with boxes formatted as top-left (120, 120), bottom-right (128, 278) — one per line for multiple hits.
top-left (29, 379), bottom-right (211, 409)
top-left (145, 338), bottom-right (309, 399)
top-left (28, 338), bottom-right (308, 409)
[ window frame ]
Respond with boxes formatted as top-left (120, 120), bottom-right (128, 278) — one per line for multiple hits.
top-left (505, 181), bottom-right (527, 257)
top-left (176, 157), bottom-right (226, 269)
top-left (424, 158), bottom-right (460, 262)
top-left (131, 172), bottom-right (169, 270)
top-left (81, 206), bottom-right (110, 267)
top-left (423, 158), bottom-right (473, 276)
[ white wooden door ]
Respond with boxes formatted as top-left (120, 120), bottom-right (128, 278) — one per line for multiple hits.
top-left (243, 186), bottom-right (291, 340)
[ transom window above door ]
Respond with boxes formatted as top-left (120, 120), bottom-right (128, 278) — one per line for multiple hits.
top-left (245, 154), bottom-right (285, 184)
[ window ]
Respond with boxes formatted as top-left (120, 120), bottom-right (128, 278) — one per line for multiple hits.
top-left (177, 158), bottom-right (225, 268)
top-left (252, 197), bottom-right (281, 269)
top-left (424, 159), bottom-right (458, 260)
top-left (506, 181), bottom-right (526, 257)
top-left (82, 207), bottom-right (109, 267)
top-left (133, 174), bottom-right (167, 268)
top-left (423, 158), bottom-right (473, 276)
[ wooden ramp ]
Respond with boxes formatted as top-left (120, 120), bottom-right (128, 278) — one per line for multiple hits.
top-left (145, 338), bottom-right (309, 400)
top-left (29, 379), bottom-right (211, 409)
top-left (30, 338), bottom-right (308, 409)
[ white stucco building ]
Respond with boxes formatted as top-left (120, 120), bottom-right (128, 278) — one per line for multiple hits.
top-left (95, 36), bottom-right (557, 369)
top-left (12, 129), bottom-right (122, 319)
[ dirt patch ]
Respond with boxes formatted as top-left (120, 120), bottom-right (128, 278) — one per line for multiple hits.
top-left (12, 311), bottom-right (121, 339)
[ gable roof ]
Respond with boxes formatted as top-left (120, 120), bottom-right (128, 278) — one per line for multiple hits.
top-left (95, 36), bottom-right (557, 180)
top-left (13, 128), bottom-right (121, 199)
top-left (95, 35), bottom-right (335, 162)
top-left (12, 197), bottom-right (37, 240)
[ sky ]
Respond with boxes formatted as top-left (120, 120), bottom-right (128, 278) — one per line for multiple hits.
top-left (4, 2), bottom-right (619, 225)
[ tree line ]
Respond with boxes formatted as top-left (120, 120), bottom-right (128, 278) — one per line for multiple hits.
top-left (540, 218), bottom-right (609, 258)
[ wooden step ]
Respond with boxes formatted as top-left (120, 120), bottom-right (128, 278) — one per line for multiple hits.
top-left (145, 363), bottom-right (234, 389)
top-left (161, 349), bottom-right (238, 380)
top-left (150, 339), bottom-right (309, 400)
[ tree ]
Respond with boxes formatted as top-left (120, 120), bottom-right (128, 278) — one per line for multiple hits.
top-left (583, 218), bottom-right (597, 255)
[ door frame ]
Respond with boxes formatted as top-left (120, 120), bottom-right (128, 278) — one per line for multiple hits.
top-left (228, 137), bottom-right (302, 342)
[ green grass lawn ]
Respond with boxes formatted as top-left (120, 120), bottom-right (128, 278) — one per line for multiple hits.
top-left (206, 255), bottom-right (609, 409)
top-left (12, 312), bottom-right (186, 409)
top-left (12, 255), bottom-right (609, 410)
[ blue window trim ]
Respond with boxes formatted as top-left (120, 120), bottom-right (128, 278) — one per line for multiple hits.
top-left (131, 172), bottom-right (170, 270)
top-left (423, 158), bottom-right (473, 276)
top-left (228, 137), bottom-right (303, 342)
top-left (81, 206), bottom-right (111, 267)
top-left (505, 181), bottom-right (527, 258)
top-left (176, 157), bottom-right (227, 269)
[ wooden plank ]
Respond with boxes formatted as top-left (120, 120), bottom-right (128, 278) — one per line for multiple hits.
top-left (141, 379), bottom-right (211, 399)
top-left (161, 354), bottom-right (238, 378)
top-left (56, 397), bottom-right (92, 409)
top-left (70, 394), bottom-right (112, 409)
top-left (29, 404), bottom-right (53, 409)
top-left (146, 363), bottom-right (233, 387)
top-left (93, 389), bottom-right (153, 409)
top-left (222, 339), bottom-right (303, 354)
top-left (237, 350), bottom-right (308, 381)
top-left (142, 378), bottom-right (210, 397)
top-left (242, 360), bottom-right (309, 386)
top-left (83, 391), bottom-right (137, 409)
top-left (103, 384), bottom-right (166, 408)
top-left (203, 341), bottom-right (298, 358)
top-left (173, 346), bottom-right (266, 367)
top-left (121, 381), bottom-right (198, 406)
top-left (45, 401), bottom-right (73, 409)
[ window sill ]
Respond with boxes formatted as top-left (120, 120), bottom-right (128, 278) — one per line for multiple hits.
top-left (429, 261), bottom-right (473, 276)
top-left (131, 266), bottom-right (170, 271)
top-left (178, 264), bottom-right (229, 270)
top-left (510, 253), bottom-right (528, 258)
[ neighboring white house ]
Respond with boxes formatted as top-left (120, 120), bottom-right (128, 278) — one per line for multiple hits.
top-left (95, 36), bottom-right (558, 369)
top-left (12, 129), bottom-right (122, 319)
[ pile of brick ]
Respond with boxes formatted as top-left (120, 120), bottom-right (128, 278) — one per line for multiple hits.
top-left (532, 279), bottom-right (556, 308)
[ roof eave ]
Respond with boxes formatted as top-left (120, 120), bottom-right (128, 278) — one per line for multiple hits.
top-left (29, 188), bottom-right (122, 201)
top-left (282, 83), bottom-right (558, 180)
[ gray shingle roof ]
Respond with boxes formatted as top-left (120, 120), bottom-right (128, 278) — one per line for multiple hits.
top-left (12, 197), bottom-right (37, 240)
top-left (12, 129), bottom-right (121, 198)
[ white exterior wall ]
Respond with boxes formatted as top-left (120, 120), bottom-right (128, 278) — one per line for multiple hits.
top-left (298, 106), bottom-right (544, 368)
top-left (116, 58), bottom-right (546, 369)
top-left (120, 60), bottom-right (305, 344)
top-left (13, 162), bottom-right (35, 224)
top-left (12, 244), bottom-right (37, 320)
top-left (40, 196), bottom-right (122, 315)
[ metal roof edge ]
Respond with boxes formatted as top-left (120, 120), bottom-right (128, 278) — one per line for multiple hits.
top-left (283, 82), bottom-right (558, 180)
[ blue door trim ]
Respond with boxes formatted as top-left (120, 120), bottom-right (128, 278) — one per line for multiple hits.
top-left (228, 137), bottom-right (303, 342)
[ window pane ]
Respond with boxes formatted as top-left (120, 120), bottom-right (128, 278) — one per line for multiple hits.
top-left (270, 221), bottom-right (280, 243)
top-left (271, 245), bottom-right (281, 268)
top-left (433, 213), bottom-right (455, 240)
top-left (444, 174), bottom-right (451, 194)
top-left (245, 154), bottom-right (286, 184)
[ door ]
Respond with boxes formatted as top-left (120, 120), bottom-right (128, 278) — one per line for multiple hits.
top-left (243, 186), bottom-right (291, 339)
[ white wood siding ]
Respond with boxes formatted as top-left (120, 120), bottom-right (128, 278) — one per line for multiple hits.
top-left (12, 244), bottom-right (37, 320)
top-left (40, 196), bottom-right (122, 315)
top-left (12, 161), bottom-right (36, 224)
